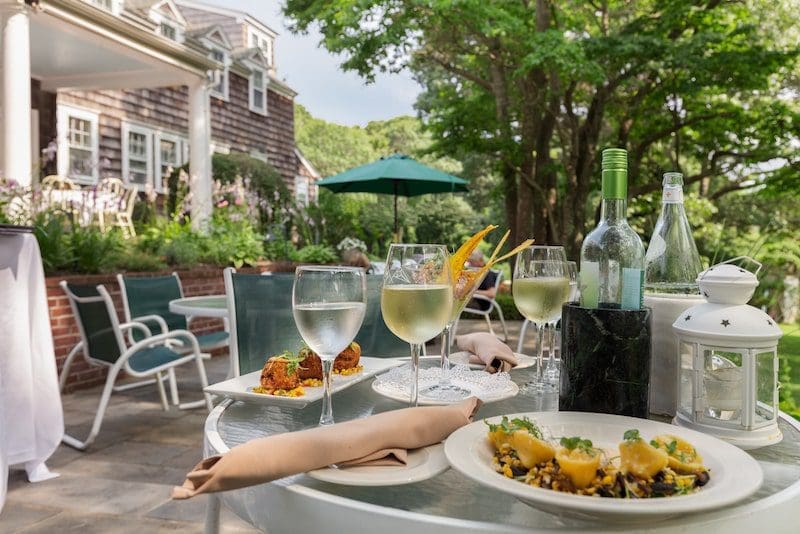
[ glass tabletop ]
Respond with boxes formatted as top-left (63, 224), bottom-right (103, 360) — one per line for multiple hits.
top-left (210, 361), bottom-right (800, 531)
top-left (175, 296), bottom-right (227, 309)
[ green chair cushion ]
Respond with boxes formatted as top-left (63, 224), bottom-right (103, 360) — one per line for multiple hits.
top-left (196, 331), bottom-right (229, 350)
top-left (128, 345), bottom-right (186, 373)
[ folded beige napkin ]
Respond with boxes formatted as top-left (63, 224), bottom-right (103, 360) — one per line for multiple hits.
top-left (172, 397), bottom-right (481, 499)
top-left (455, 332), bottom-right (518, 373)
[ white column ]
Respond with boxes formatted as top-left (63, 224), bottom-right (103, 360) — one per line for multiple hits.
top-left (1, 4), bottom-right (32, 186)
top-left (188, 78), bottom-right (212, 230)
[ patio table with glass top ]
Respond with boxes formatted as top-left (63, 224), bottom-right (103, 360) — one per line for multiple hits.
top-left (168, 295), bottom-right (231, 375)
top-left (201, 361), bottom-right (800, 533)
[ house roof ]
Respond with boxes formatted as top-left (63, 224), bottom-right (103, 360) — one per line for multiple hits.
top-left (295, 149), bottom-right (321, 180)
top-left (188, 24), bottom-right (232, 50)
top-left (174, 0), bottom-right (279, 37)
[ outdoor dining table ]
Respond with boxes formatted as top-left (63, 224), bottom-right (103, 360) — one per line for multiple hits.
top-left (168, 295), bottom-right (232, 376)
top-left (201, 361), bottom-right (800, 533)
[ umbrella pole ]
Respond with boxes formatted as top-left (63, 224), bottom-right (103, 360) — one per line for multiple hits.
top-left (393, 181), bottom-right (399, 242)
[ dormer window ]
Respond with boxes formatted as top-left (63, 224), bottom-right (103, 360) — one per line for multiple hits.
top-left (247, 27), bottom-right (273, 67)
top-left (160, 22), bottom-right (177, 41)
top-left (90, 0), bottom-right (121, 14)
top-left (209, 48), bottom-right (229, 101)
top-left (249, 68), bottom-right (267, 115)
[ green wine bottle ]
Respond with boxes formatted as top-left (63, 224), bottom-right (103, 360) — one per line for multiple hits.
top-left (579, 148), bottom-right (646, 310)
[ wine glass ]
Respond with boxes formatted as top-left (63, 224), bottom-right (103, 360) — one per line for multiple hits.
top-left (293, 266), bottom-right (367, 426)
top-left (541, 260), bottom-right (578, 387)
top-left (421, 266), bottom-right (489, 402)
top-left (512, 246), bottom-right (569, 392)
top-left (567, 261), bottom-right (579, 302)
top-left (381, 244), bottom-right (452, 406)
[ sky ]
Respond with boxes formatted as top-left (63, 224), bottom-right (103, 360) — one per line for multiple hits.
top-left (214, 0), bottom-right (421, 126)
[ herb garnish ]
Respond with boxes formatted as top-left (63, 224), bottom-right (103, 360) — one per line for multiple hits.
top-left (559, 436), bottom-right (595, 453)
top-left (485, 416), bottom-right (543, 439)
top-left (273, 350), bottom-right (305, 376)
top-left (650, 439), bottom-right (679, 455)
top-left (623, 429), bottom-right (641, 442)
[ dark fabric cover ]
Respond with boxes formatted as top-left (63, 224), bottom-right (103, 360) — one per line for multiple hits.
top-left (67, 283), bottom-right (121, 365)
top-left (121, 275), bottom-right (187, 340)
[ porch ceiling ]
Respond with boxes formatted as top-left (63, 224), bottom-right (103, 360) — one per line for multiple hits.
top-left (31, 2), bottom-right (212, 91)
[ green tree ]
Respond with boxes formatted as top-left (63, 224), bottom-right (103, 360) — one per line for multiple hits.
top-left (285, 0), bottom-right (799, 257)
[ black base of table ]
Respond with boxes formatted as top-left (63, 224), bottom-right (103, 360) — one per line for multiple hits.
top-left (559, 303), bottom-right (652, 418)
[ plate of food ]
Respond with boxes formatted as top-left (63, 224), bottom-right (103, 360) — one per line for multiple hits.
top-left (205, 342), bottom-right (402, 407)
top-left (306, 443), bottom-right (449, 486)
top-left (444, 411), bottom-right (762, 522)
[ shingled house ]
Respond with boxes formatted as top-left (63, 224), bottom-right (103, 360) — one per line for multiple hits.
top-left (0, 0), bottom-right (318, 224)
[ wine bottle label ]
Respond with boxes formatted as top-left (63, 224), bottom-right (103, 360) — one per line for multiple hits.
top-left (662, 187), bottom-right (683, 204)
top-left (580, 261), bottom-right (600, 308)
top-left (621, 268), bottom-right (644, 310)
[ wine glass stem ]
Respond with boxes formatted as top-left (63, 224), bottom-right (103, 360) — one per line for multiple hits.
top-left (439, 322), bottom-right (453, 387)
top-left (536, 324), bottom-right (545, 382)
top-left (409, 342), bottom-right (421, 407)
top-left (319, 358), bottom-right (334, 426)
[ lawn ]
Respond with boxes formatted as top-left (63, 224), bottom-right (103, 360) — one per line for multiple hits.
top-left (779, 323), bottom-right (800, 419)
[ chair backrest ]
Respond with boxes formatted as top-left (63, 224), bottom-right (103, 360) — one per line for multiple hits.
top-left (42, 175), bottom-right (78, 190)
top-left (122, 188), bottom-right (137, 216)
top-left (117, 273), bottom-right (188, 341)
top-left (61, 282), bottom-right (126, 365)
top-left (225, 269), bottom-right (302, 375)
top-left (97, 177), bottom-right (125, 196)
top-left (490, 269), bottom-right (503, 296)
top-left (354, 274), bottom-right (410, 358)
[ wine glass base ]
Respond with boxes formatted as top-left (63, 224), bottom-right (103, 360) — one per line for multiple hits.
top-left (519, 379), bottom-right (559, 396)
top-left (419, 383), bottom-right (472, 402)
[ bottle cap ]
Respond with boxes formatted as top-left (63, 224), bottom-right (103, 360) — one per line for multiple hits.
top-left (663, 172), bottom-right (683, 186)
top-left (601, 148), bottom-right (627, 170)
top-left (601, 148), bottom-right (627, 199)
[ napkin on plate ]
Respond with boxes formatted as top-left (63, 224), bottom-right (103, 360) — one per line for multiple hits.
top-left (172, 397), bottom-right (481, 499)
top-left (455, 332), bottom-right (518, 373)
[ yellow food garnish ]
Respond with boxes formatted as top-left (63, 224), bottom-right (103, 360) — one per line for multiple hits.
top-left (510, 430), bottom-right (556, 469)
top-left (252, 385), bottom-right (305, 397)
top-left (556, 447), bottom-right (602, 489)
top-left (450, 225), bottom-right (535, 300)
top-left (651, 434), bottom-right (705, 474)
top-left (334, 365), bottom-right (364, 376)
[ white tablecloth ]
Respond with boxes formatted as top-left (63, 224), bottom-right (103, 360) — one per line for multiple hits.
top-left (0, 233), bottom-right (63, 513)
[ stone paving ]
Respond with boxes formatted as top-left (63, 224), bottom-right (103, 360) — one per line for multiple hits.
top-left (1, 319), bottom-right (537, 533)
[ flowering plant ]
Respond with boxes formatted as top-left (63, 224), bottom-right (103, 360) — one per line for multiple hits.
top-left (336, 236), bottom-right (367, 253)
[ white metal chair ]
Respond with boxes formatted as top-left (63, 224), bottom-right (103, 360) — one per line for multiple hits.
top-left (452, 269), bottom-right (508, 341)
top-left (58, 281), bottom-right (212, 450)
top-left (114, 187), bottom-right (137, 238)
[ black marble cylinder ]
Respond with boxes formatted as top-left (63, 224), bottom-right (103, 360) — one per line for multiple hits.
top-left (559, 303), bottom-right (652, 418)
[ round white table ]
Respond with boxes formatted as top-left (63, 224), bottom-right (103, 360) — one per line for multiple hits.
top-left (201, 362), bottom-right (800, 533)
top-left (169, 295), bottom-right (231, 376)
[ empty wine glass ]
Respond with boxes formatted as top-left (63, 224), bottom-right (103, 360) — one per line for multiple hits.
top-left (513, 246), bottom-right (569, 393)
top-left (381, 244), bottom-right (452, 406)
top-left (293, 266), bottom-right (367, 426)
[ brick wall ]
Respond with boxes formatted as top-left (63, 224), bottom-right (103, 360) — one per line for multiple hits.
top-left (49, 266), bottom-right (271, 392)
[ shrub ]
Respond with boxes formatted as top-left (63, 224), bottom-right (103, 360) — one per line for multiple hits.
top-left (113, 249), bottom-right (167, 272)
top-left (206, 211), bottom-right (264, 268)
top-left (293, 244), bottom-right (338, 264)
top-left (69, 226), bottom-right (124, 274)
top-left (32, 211), bottom-right (73, 273)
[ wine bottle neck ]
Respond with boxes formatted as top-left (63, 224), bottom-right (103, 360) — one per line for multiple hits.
top-left (601, 198), bottom-right (627, 222)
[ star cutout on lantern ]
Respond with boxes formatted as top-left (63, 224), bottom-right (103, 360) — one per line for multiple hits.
top-left (703, 291), bottom-right (709, 298)
top-left (721, 319), bottom-right (731, 327)
top-left (767, 319), bottom-right (774, 326)
top-left (685, 315), bottom-right (691, 321)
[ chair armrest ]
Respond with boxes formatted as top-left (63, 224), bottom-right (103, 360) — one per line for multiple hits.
top-left (123, 329), bottom-right (202, 359)
top-left (470, 294), bottom-right (493, 303)
top-left (118, 321), bottom-right (152, 339)
top-left (131, 314), bottom-right (169, 335)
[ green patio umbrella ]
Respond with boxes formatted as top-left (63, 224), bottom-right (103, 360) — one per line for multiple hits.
top-left (316, 153), bottom-right (469, 237)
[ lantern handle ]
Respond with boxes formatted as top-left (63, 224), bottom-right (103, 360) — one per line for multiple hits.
top-left (719, 256), bottom-right (762, 276)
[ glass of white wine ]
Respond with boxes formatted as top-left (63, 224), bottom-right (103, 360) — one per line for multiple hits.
top-left (381, 244), bottom-right (452, 406)
top-left (293, 266), bottom-right (367, 426)
top-left (513, 246), bottom-right (570, 393)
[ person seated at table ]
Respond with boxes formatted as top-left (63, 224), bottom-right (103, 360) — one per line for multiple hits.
top-left (342, 248), bottom-right (373, 273)
top-left (466, 250), bottom-right (497, 311)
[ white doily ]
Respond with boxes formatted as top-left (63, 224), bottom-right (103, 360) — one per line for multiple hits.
top-left (374, 363), bottom-right (515, 401)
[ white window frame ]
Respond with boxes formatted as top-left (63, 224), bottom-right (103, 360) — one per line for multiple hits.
top-left (249, 67), bottom-right (267, 115)
top-left (90, 0), bottom-right (122, 15)
top-left (247, 26), bottom-right (273, 67)
top-left (160, 21), bottom-right (177, 40)
top-left (56, 105), bottom-right (99, 184)
top-left (294, 175), bottom-right (309, 206)
top-left (208, 46), bottom-right (229, 101)
top-left (154, 131), bottom-right (187, 193)
top-left (121, 122), bottom-right (154, 191)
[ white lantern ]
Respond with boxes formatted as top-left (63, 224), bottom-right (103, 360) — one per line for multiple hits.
top-left (672, 257), bottom-right (783, 449)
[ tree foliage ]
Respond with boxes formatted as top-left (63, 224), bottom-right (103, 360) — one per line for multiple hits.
top-left (285, 0), bottom-right (800, 257)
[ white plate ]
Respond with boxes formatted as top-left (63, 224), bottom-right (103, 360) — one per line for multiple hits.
top-left (371, 373), bottom-right (519, 406)
top-left (306, 443), bottom-right (449, 486)
top-left (205, 357), bottom-right (402, 408)
top-left (444, 411), bottom-right (763, 522)
top-left (448, 351), bottom-right (536, 371)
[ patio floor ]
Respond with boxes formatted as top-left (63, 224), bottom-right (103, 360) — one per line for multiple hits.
top-left (1, 319), bottom-right (535, 533)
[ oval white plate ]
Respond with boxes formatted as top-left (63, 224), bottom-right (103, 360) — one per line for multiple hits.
top-left (371, 375), bottom-right (519, 406)
top-left (306, 443), bottom-right (448, 486)
top-left (448, 351), bottom-right (536, 371)
top-left (444, 411), bottom-right (762, 522)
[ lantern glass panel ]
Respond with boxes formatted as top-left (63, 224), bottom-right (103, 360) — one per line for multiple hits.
top-left (755, 351), bottom-right (777, 424)
top-left (679, 341), bottom-right (695, 416)
top-left (703, 348), bottom-right (743, 424)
